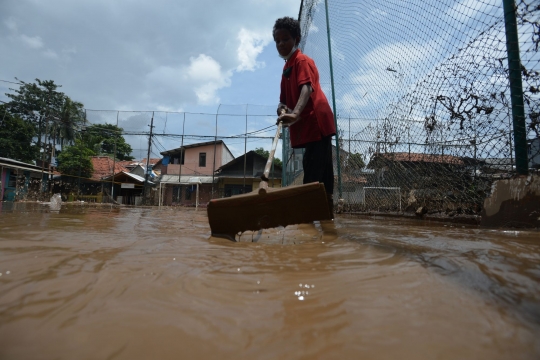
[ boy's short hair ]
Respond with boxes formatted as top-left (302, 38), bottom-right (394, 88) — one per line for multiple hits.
top-left (273, 17), bottom-right (301, 39)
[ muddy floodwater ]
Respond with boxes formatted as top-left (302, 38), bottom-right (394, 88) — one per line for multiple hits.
top-left (0, 203), bottom-right (539, 359)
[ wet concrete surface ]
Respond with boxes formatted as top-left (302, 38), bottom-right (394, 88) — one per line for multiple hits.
top-left (0, 202), bottom-right (539, 359)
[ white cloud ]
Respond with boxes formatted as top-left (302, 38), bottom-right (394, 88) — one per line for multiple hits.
top-left (4, 17), bottom-right (17, 31)
top-left (236, 28), bottom-right (270, 72)
top-left (188, 54), bottom-right (232, 104)
top-left (42, 49), bottom-right (58, 58)
top-left (19, 34), bottom-right (44, 49)
top-left (0, 0), bottom-right (300, 111)
top-left (146, 54), bottom-right (232, 105)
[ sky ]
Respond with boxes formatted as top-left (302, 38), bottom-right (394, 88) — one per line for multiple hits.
top-left (0, 0), bottom-right (301, 159)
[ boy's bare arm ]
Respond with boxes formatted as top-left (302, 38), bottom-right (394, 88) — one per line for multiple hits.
top-left (277, 83), bottom-right (313, 127)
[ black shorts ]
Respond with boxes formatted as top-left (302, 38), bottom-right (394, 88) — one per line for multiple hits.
top-left (302, 135), bottom-right (334, 196)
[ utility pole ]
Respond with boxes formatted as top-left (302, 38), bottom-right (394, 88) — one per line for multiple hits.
top-left (144, 112), bottom-right (154, 203)
top-left (110, 111), bottom-right (119, 202)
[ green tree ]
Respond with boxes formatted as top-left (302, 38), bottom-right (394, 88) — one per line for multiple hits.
top-left (347, 153), bottom-right (365, 170)
top-left (54, 97), bottom-right (85, 151)
top-left (57, 140), bottom-right (94, 178)
top-left (5, 78), bottom-right (66, 149)
top-left (82, 124), bottom-right (134, 161)
top-left (254, 147), bottom-right (282, 168)
top-left (0, 105), bottom-right (39, 162)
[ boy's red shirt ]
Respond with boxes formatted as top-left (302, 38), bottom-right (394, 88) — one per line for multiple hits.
top-left (280, 49), bottom-right (336, 148)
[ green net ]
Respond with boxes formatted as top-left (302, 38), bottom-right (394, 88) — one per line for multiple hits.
top-left (295, 0), bottom-right (540, 214)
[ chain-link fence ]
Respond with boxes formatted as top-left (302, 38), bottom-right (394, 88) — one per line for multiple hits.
top-left (294, 0), bottom-right (540, 215)
top-left (48, 105), bottom-right (279, 205)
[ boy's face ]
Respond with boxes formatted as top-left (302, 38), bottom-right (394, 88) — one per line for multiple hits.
top-left (273, 28), bottom-right (299, 58)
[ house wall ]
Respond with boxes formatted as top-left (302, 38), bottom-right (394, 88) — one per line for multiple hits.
top-left (162, 184), bottom-right (214, 206)
top-left (166, 143), bottom-right (230, 176)
top-left (0, 168), bottom-right (6, 201)
top-left (216, 177), bottom-right (281, 197)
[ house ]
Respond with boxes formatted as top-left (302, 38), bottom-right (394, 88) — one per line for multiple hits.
top-left (53, 156), bottom-right (163, 204)
top-left (367, 152), bottom-right (466, 188)
top-left (90, 156), bottom-right (129, 181)
top-left (0, 157), bottom-right (53, 201)
top-left (158, 140), bottom-right (235, 206)
top-left (117, 158), bottom-right (161, 174)
top-left (102, 171), bottom-right (153, 205)
top-left (215, 150), bottom-right (282, 197)
top-left (365, 151), bottom-right (473, 211)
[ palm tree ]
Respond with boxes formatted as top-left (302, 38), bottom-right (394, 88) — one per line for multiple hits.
top-left (55, 97), bottom-right (85, 151)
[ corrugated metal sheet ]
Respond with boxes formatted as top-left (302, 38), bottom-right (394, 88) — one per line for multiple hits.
top-left (0, 157), bottom-right (53, 175)
top-left (160, 175), bottom-right (216, 184)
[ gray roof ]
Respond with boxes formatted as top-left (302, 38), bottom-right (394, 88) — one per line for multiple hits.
top-left (160, 175), bottom-right (217, 184)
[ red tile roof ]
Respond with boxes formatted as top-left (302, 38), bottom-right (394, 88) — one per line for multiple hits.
top-left (90, 156), bottom-right (129, 180)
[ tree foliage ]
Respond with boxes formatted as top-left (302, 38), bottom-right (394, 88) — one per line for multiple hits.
top-left (5, 78), bottom-right (66, 148)
top-left (0, 105), bottom-right (39, 162)
top-left (347, 153), bottom-right (365, 169)
top-left (82, 124), bottom-right (134, 161)
top-left (54, 97), bottom-right (85, 150)
top-left (57, 140), bottom-right (95, 178)
top-left (254, 147), bottom-right (282, 168)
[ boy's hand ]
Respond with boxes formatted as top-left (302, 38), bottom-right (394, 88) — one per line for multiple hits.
top-left (276, 103), bottom-right (289, 116)
top-left (277, 112), bottom-right (300, 127)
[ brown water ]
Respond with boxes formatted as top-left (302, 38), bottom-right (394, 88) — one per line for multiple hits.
top-left (0, 203), bottom-right (539, 360)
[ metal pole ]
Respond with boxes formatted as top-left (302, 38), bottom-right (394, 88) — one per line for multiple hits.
top-left (502, 0), bottom-right (528, 175)
top-left (111, 111), bottom-right (119, 203)
top-left (282, 127), bottom-right (287, 186)
top-left (324, 0), bottom-right (342, 197)
top-left (212, 104), bottom-right (221, 198)
top-left (178, 112), bottom-right (185, 205)
top-left (196, 183), bottom-right (200, 210)
top-left (243, 105), bottom-right (248, 192)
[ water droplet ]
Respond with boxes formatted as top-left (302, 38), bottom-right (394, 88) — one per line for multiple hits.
top-left (173, 258), bottom-right (176, 260)
top-left (305, 284), bottom-right (310, 288)
top-left (6, 271), bottom-right (10, 275)
top-left (298, 296), bottom-right (304, 301)
top-left (311, 284), bottom-right (315, 288)
top-left (237, 268), bottom-right (240, 271)
top-left (299, 284), bottom-right (302, 287)
top-left (257, 280), bottom-right (260, 284)
top-left (0, 273), bottom-right (2, 276)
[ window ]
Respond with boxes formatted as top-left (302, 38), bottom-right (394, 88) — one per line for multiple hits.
top-left (185, 186), bottom-right (192, 200)
top-left (8, 174), bottom-right (17, 188)
top-left (199, 152), bottom-right (206, 167)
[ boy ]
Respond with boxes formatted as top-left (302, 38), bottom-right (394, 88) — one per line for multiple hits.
top-left (273, 16), bottom-right (336, 217)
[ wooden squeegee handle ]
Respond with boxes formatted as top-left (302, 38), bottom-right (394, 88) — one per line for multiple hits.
top-left (259, 110), bottom-right (285, 192)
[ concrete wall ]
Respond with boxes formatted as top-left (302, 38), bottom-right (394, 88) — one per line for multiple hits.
top-left (481, 174), bottom-right (540, 228)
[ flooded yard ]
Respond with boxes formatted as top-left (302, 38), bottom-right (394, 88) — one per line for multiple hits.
top-left (0, 203), bottom-right (539, 359)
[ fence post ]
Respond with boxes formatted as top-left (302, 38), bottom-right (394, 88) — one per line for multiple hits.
top-left (502, 0), bottom-right (528, 175)
top-left (324, 0), bottom-right (342, 198)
